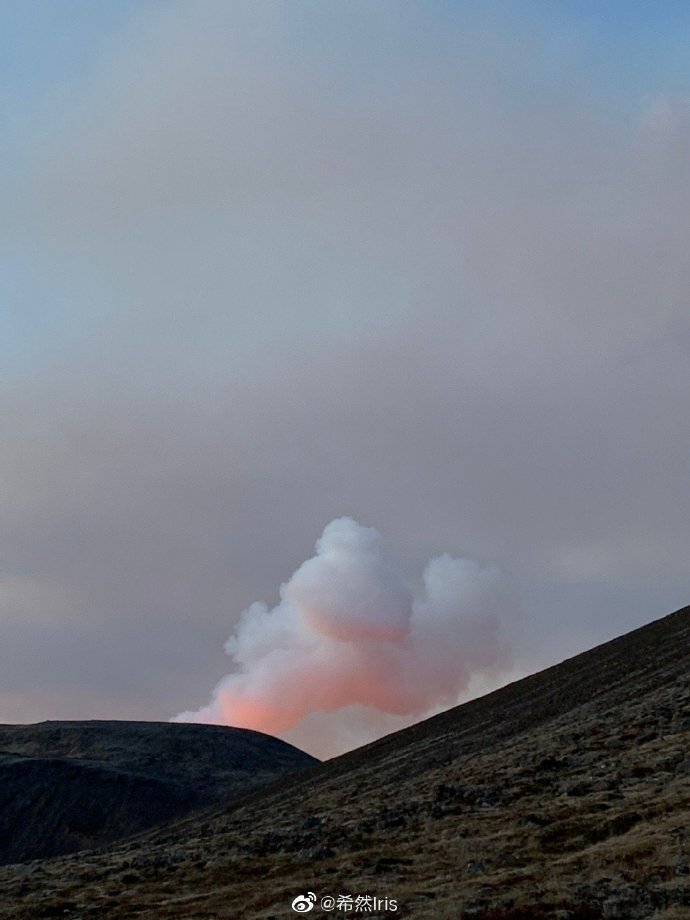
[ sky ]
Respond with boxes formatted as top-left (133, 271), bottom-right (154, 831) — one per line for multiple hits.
top-left (2, 0), bottom-right (690, 757)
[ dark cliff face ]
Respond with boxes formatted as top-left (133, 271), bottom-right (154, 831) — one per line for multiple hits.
top-left (0, 721), bottom-right (317, 865)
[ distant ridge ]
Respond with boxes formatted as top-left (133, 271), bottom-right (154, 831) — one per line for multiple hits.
top-left (3, 604), bottom-right (690, 919)
top-left (0, 720), bottom-right (317, 865)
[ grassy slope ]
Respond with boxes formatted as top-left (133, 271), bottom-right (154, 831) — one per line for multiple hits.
top-left (2, 605), bottom-right (690, 918)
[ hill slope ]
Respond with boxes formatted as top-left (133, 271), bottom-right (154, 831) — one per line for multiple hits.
top-left (3, 605), bottom-right (690, 919)
top-left (0, 721), bottom-right (317, 865)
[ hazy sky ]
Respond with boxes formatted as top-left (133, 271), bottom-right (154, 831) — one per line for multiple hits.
top-left (2, 1), bottom-right (690, 751)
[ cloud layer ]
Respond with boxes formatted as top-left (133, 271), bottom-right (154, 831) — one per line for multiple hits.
top-left (1, 2), bottom-right (690, 740)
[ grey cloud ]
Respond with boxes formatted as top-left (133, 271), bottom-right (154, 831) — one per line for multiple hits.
top-left (1, 2), bottom-right (690, 738)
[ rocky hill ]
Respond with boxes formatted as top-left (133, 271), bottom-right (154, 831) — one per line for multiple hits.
top-left (0, 721), bottom-right (317, 865)
top-left (3, 604), bottom-right (690, 919)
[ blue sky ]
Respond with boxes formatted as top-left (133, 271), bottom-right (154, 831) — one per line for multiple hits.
top-left (0, 1), bottom-right (149, 371)
top-left (0, 0), bottom-right (145, 95)
top-left (2, 1), bottom-right (690, 754)
top-left (4, 0), bottom-right (690, 374)
top-left (3, 1), bottom-right (690, 130)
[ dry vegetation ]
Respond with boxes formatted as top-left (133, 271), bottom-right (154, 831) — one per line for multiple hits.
top-left (3, 606), bottom-right (690, 919)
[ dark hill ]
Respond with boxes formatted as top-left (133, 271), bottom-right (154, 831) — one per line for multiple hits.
top-left (3, 604), bottom-right (690, 918)
top-left (0, 721), bottom-right (316, 865)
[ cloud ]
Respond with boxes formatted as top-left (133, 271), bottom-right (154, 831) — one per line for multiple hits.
top-left (174, 518), bottom-right (514, 756)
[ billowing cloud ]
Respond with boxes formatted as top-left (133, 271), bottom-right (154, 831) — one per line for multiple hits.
top-left (175, 518), bottom-right (514, 755)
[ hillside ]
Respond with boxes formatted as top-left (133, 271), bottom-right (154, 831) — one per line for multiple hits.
top-left (0, 721), bottom-right (317, 865)
top-left (2, 605), bottom-right (690, 918)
